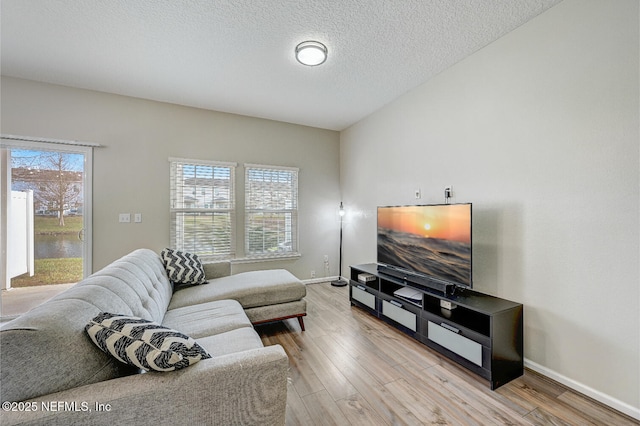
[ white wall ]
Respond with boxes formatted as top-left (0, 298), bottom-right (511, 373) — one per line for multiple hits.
top-left (0, 77), bottom-right (342, 279)
top-left (341, 0), bottom-right (639, 417)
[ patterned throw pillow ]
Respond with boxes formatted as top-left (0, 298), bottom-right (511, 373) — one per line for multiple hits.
top-left (85, 313), bottom-right (211, 372)
top-left (161, 248), bottom-right (207, 286)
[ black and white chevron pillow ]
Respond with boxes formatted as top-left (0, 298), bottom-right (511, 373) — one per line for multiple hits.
top-left (161, 248), bottom-right (207, 286)
top-left (85, 312), bottom-right (211, 372)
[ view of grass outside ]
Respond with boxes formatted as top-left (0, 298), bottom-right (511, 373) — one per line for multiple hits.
top-left (246, 212), bottom-right (291, 254)
top-left (11, 215), bottom-right (83, 287)
top-left (178, 212), bottom-right (232, 257)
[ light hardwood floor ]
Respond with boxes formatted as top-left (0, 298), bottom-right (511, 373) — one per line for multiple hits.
top-left (257, 282), bottom-right (638, 426)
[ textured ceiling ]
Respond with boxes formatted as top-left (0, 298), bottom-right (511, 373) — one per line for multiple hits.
top-left (1, 0), bottom-right (562, 131)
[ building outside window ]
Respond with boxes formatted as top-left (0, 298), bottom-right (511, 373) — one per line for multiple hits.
top-left (169, 158), bottom-right (236, 260)
top-left (245, 164), bottom-right (298, 258)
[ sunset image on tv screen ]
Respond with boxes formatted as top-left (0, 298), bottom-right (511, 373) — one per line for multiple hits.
top-left (377, 204), bottom-right (471, 286)
top-left (378, 204), bottom-right (471, 243)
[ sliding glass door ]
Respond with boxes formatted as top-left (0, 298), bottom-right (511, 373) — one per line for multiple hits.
top-left (1, 138), bottom-right (93, 316)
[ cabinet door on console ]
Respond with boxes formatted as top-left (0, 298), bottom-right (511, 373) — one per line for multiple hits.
top-left (427, 321), bottom-right (482, 367)
top-left (382, 300), bottom-right (417, 332)
top-left (352, 285), bottom-right (376, 310)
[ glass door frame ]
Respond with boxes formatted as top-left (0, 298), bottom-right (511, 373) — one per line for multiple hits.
top-left (1, 138), bottom-right (93, 289)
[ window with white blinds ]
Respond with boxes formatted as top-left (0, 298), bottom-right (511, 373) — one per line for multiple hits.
top-left (169, 158), bottom-right (236, 260)
top-left (245, 164), bottom-right (298, 257)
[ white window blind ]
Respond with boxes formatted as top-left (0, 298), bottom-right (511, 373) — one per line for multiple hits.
top-left (245, 164), bottom-right (298, 257)
top-left (169, 158), bottom-right (236, 260)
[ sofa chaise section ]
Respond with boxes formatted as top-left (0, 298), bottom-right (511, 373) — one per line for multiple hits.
top-left (169, 266), bottom-right (307, 331)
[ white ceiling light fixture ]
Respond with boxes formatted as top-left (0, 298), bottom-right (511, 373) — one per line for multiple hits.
top-left (295, 41), bottom-right (328, 66)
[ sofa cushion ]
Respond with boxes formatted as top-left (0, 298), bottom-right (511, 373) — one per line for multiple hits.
top-left (86, 313), bottom-right (211, 372)
top-left (196, 327), bottom-right (265, 357)
top-left (202, 261), bottom-right (231, 279)
top-left (168, 269), bottom-right (306, 310)
top-left (161, 248), bottom-right (207, 287)
top-left (74, 248), bottom-right (174, 323)
top-left (163, 299), bottom-right (252, 339)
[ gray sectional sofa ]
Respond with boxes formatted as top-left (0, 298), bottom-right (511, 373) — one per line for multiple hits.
top-left (1, 248), bottom-right (307, 425)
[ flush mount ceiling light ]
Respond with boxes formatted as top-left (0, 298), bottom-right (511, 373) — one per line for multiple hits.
top-left (295, 41), bottom-right (328, 66)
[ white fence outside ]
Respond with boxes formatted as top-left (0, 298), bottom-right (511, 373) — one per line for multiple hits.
top-left (7, 190), bottom-right (34, 288)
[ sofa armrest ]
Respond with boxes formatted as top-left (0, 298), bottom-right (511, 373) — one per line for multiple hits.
top-left (203, 261), bottom-right (231, 279)
top-left (2, 345), bottom-right (288, 426)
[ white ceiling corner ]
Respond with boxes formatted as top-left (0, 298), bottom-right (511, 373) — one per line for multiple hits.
top-left (1, 0), bottom-right (563, 131)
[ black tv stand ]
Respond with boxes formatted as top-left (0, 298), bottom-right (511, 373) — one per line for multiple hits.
top-left (350, 263), bottom-right (523, 390)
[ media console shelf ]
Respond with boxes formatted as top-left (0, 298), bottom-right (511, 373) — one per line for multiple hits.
top-left (349, 263), bottom-right (523, 390)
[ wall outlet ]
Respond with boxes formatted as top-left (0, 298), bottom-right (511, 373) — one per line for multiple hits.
top-left (119, 213), bottom-right (130, 223)
top-left (323, 255), bottom-right (329, 262)
top-left (415, 188), bottom-right (421, 199)
top-left (311, 270), bottom-right (316, 278)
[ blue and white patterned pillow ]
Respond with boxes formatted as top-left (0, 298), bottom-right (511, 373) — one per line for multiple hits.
top-left (161, 248), bottom-right (207, 286)
top-left (85, 312), bottom-right (211, 372)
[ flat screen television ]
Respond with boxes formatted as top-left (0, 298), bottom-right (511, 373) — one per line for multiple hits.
top-left (377, 203), bottom-right (472, 289)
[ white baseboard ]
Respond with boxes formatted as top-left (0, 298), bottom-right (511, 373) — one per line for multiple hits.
top-left (525, 359), bottom-right (640, 420)
top-left (302, 276), bottom-right (341, 285)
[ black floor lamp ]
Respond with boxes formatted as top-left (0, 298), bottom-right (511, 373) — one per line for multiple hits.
top-left (331, 202), bottom-right (347, 287)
